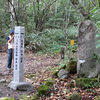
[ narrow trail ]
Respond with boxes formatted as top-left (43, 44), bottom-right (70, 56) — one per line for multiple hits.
top-left (0, 52), bottom-right (60, 98)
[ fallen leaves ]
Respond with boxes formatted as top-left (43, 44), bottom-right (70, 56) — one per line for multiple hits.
top-left (0, 52), bottom-right (99, 100)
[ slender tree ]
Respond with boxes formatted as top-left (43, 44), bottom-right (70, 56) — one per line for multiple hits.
top-left (7, 0), bottom-right (19, 28)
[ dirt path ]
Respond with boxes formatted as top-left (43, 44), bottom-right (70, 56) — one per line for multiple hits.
top-left (0, 52), bottom-right (60, 99)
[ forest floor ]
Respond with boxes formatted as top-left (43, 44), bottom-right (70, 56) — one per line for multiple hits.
top-left (0, 52), bottom-right (60, 99)
top-left (0, 52), bottom-right (100, 100)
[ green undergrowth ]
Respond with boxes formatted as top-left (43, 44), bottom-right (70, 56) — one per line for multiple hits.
top-left (52, 55), bottom-right (69, 78)
top-left (96, 96), bottom-right (100, 100)
top-left (37, 85), bottom-right (49, 96)
top-left (26, 29), bottom-right (67, 53)
top-left (75, 78), bottom-right (99, 88)
top-left (37, 79), bottom-right (54, 96)
top-left (52, 59), bottom-right (77, 78)
top-left (0, 38), bottom-right (5, 45)
top-left (52, 65), bottom-right (62, 78)
top-left (1, 98), bottom-right (15, 100)
top-left (44, 79), bottom-right (55, 87)
top-left (19, 79), bottom-right (54, 99)
top-left (26, 27), bottom-right (78, 54)
top-left (68, 78), bottom-right (99, 89)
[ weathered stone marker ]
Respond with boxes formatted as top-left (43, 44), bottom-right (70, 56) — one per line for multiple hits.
top-left (9, 26), bottom-right (32, 90)
top-left (77, 20), bottom-right (97, 78)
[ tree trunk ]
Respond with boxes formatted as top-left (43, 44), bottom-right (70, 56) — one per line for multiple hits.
top-left (99, 0), bottom-right (100, 7)
top-left (10, 0), bottom-right (14, 28)
top-left (8, 0), bottom-right (19, 28)
top-left (64, 0), bottom-right (70, 29)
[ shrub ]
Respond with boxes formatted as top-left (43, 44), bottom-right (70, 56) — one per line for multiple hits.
top-left (25, 29), bottom-right (67, 53)
top-left (67, 26), bottom-right (78, 40)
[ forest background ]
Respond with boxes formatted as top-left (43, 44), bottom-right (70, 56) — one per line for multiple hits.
top-left (0, 0), bottom-right (100, 53)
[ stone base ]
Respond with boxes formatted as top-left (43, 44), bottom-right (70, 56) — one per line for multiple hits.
top-left (8, 81), bottom-right (33, 91)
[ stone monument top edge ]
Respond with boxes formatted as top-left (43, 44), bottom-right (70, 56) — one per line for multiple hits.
top-left (14, 26), bottom-right (25, 33)
top-left (15, 26), bottom-right (25, 28)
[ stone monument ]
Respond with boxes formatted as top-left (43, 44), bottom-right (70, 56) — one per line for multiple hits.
top-left (9, 26), bottom-right (32, 90)
top-left (77, 20), bottom-right (97, 78)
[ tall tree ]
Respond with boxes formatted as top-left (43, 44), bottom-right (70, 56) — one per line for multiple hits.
top-left (33, 0), bottom-right (57, 32)
top-left (8, 0), bottom-right (19, 28)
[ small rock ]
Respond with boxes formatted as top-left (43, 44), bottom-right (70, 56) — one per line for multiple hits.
top-left (58, 69), bottom-right (69, 79)
top-left (88, 71), bottom-right (97, 78)
top-left (0, 79), bottom-right (6, 83)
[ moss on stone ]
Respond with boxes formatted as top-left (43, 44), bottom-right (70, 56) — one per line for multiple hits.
top-left (68, 91), bottom-right (82, 100)
top-left (37, 79), bottom-right (54, 97)
top-left (37, 85), bottom-right (49, 96)
top-left (66, 60), bottom-right (77, 74)
top-left (75, 78), bottom-right (99, 88)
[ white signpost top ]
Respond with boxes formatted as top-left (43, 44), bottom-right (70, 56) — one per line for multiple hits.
top-left (8, 26), bottom-right (32, 90)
